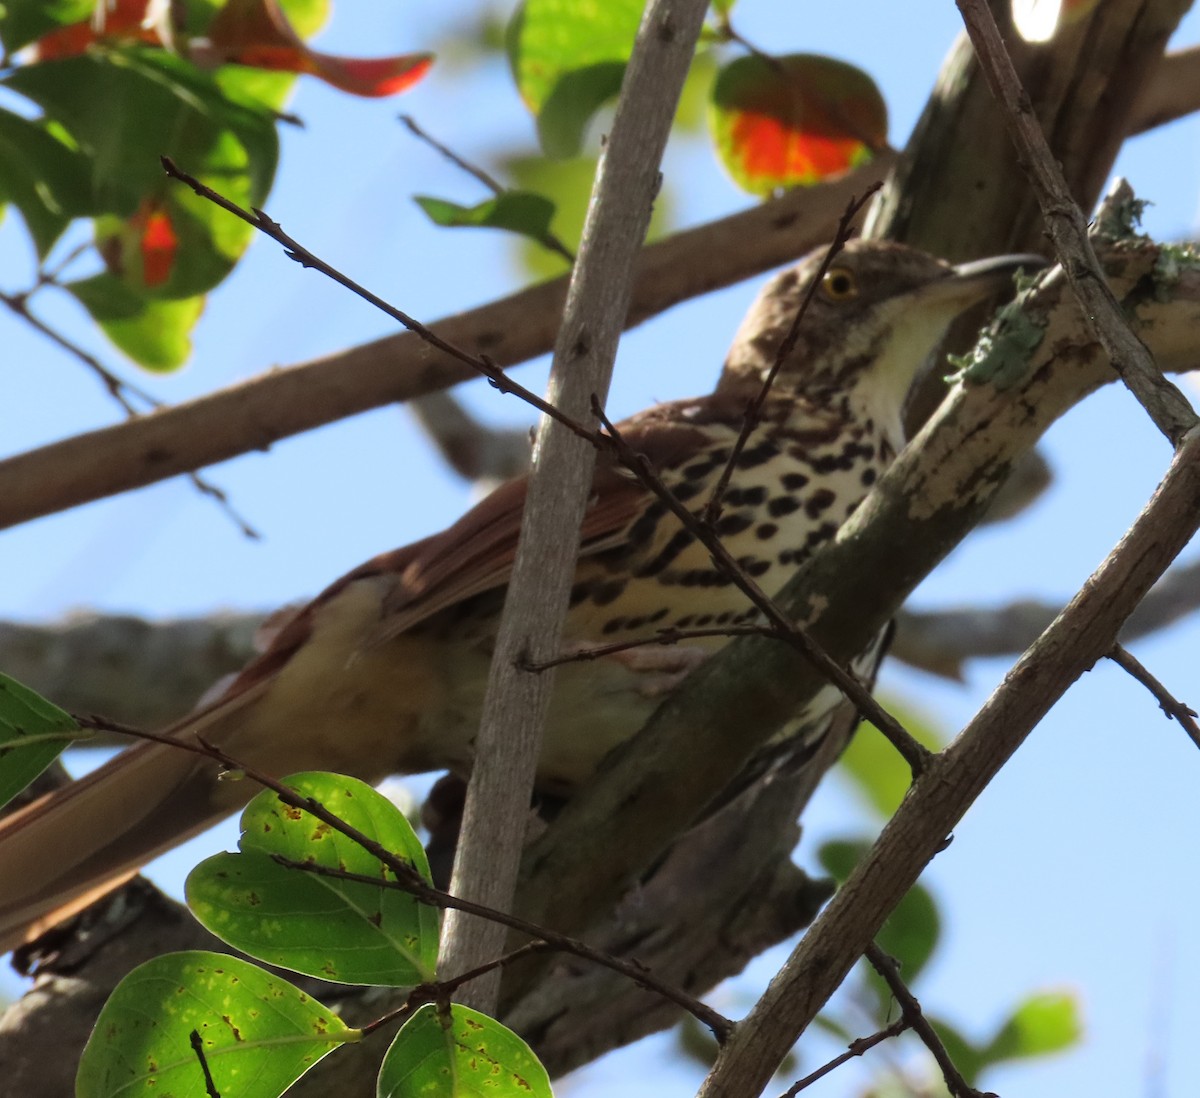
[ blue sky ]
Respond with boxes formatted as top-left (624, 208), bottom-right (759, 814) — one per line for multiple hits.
top-left (1, 2), bottom-right (1199, 1095)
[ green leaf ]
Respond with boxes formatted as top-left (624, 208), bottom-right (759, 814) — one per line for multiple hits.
top-left (186, 772), bottom-right (440, 986)
top-left (819, 839), bottom-right (940, 983)
top-left (0, 673), bottom-right (85, 811)
top-left (0, 0), bottom-right (94, 53)
top-left (77, 951), bottom-right (356, 1098)
top-left (507, 0), bottom-right (645, 157)
top-left (980, 991), bottom-right (1082, 1064)
top-left (67, 275), bottom-right (206, 371)
top-left (839, 699), bottom-right (945, 817)
top-left (0, 108), bottom-right (92, 256)
top-left (709, 53), bottom-right (887, 194)
top-left (414, 191), bottom-right (561, 250)
top-left (378, 1003), bottom-right (552, 1098)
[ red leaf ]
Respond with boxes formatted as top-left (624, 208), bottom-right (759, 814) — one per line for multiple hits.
top-left (32, 0), bottom-right (163, 61)
top-left (710, 54), bottom-right (887, 194)
top-left (206, 0), bottom-right (432, 98)
top-left (137, 205), bottom-right (179, 288)
top-left (99, 200), bottom-right (179, 289)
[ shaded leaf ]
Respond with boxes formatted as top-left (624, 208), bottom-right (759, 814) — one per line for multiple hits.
top-left (187, 771), bottom-right (440, 986)
top-left (709, 53), bottom-right (886, 194)
top-left (0, 108), bottom-right (92, 255)
top-left (77, 951), bottom-right (355, 1098)
top-left (378, 1003), bottom-right (552, 1098)
top-left (819, 839), bottom-right (940, 983)
top-left (839, 699), bottom-right (945, 817)
top-left (0, 0), bottom-right (106, 54)
top-left (415, 191), bottom-right (560, 248)
top-left (0, 674), bottom-right (84, 811)
top-left (507, 0), bottom-right (644, 156)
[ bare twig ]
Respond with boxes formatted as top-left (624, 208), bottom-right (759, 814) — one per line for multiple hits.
top-left (522, 623), bottom-right (791, 671)
top-left (161, 157), bottom-right (599, 448)
top-left (188, 1030), bottom-right (222, 1098)
top-left (73, 713), bottom-right (734, 1039)
top-left (0, 288), bottom-right (257, 537)
top-left (697, 417), bottom-right (1200, 1097)
top-left (866, 943), bottom-right (991, 1098)
top-left (400, 114), bottom-right (576, 265)
top-left (777, 1017), bottom-right (908, 1098)
top-left (1107, 643), bottom-right (1200, 751)
top-left (597, 402), bottom-right (931, 777)
top-left (957, 0), bottom-right (1200, 445)
top-left (703, 190), bottom-right (876, 525)
top-left (0, 155), bottom-right (895, 533)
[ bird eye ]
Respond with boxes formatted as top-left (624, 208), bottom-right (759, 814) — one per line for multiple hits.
top-left (820, 267), bottom-right (858, 301)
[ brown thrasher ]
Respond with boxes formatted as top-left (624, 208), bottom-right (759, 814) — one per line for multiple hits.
top-left (0, 239), bottom-right (1036, 952)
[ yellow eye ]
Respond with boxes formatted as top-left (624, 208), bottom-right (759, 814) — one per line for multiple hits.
top-left (820, 267), bottom-right (858, 301)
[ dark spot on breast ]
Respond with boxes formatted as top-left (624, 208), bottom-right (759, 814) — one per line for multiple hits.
top-left (860, 467), bottom-right (878, 487)
top-left (768, 496), bottom-right (801, 518)
top-left (755, 522), bottom-right (778, 540)
top-left (804, 521), bottom-right (839, 547)
top-left (738, 556), bottom-right (771, 578)
top-left (635, 528), bottom-right (695, 578)
top-left (626, 501), bottom-right (669, 547)
top-left (648, 607), bottom-right (669, 623)
top-left (735, 441), bottom-right (780, 469)
top-left (590, 579), bottom-right (626, 606)
top-left (781, 472), bottom-right (809, 491)
top-left (694, 613), bottom-right (714, 626)
top-left (805, 488), bottom-right (837, 518)
top-left (671, 479), bottom-right (704, 502)
top-left (725, 486), bottom-right (767, 507)
top-left (602, 616), bottom-right (626, 635)
top-left (569, 582), bottom-right (592, 607)
top-left (715, 512), bottom-right (754, 537)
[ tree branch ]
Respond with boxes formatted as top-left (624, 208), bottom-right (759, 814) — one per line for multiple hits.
top-left (436, 0), bottom-right (712, 1011)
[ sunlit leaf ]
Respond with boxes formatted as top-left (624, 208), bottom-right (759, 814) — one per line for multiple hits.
top-left (981, 990), bottom-right (1082, 1063)
top-left (0, 674), bottom-right (85, 811)
top-left (507, 0), bottom-right (644, 156)
top-left (1013, 0), bottom-right (1101, 43)
top-left (206, 0), bottom-right (433, 97)
top-left (709, 53), bottom-right (887, 194)
top-left (77, 951), bottom-right (355, 1098)
top-left (378, 1003), bottom-right (552, 1098)
top-left (186, 771), bottom-right (440, 986)
top-left (68, 275), bottom-right (206, 370)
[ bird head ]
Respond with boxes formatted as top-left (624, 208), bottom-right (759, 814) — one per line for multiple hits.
top-left (718, 239), bottom-right (1044, 439)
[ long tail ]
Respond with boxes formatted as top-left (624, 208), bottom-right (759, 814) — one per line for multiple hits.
top-left (0, 688), bottom-right (269, 955)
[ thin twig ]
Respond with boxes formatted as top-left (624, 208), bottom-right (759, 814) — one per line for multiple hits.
top-left (0, 289), bottom-right (157, 416)
top-left (399, 114), bottom-right (507, 195)
top-left (866, 943), bottom-right (993, 1098)
top-left (957, 0), bottom-right (1199, 446)
top-left (776, 1017), bottom-right (908, 1098)
top-left (1107, 643), bottom-right (1200, 751)
top-left (702, 189), bottom-right (876, 525)
top-left (0, 288), bottom-right (258, 538)
top-left (522, 623), bottom-right (792, 671)
top-left (360, 941), bottom-right (549, 1037)
top-left (160, 156), bottom-right (599, 447)
top-left (596, 402), bottom-right (931, 777)
top-left (74, 715), bottom-right (734, 1041)
top-left (189, 1030), bottom-right (222, 1098)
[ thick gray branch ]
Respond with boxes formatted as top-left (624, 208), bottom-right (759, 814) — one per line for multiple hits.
top-left (438, 0), bottom-right (712, 1009)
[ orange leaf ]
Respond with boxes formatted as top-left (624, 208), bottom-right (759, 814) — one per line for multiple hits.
top-left (206, 0), bottom-right (432, 98)
top-left (32, 0), bottom-right (163, 61)
top-left (709, 54), bottom-right (887, 195)
top-left (137, 205), bottom-right (179, 288)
